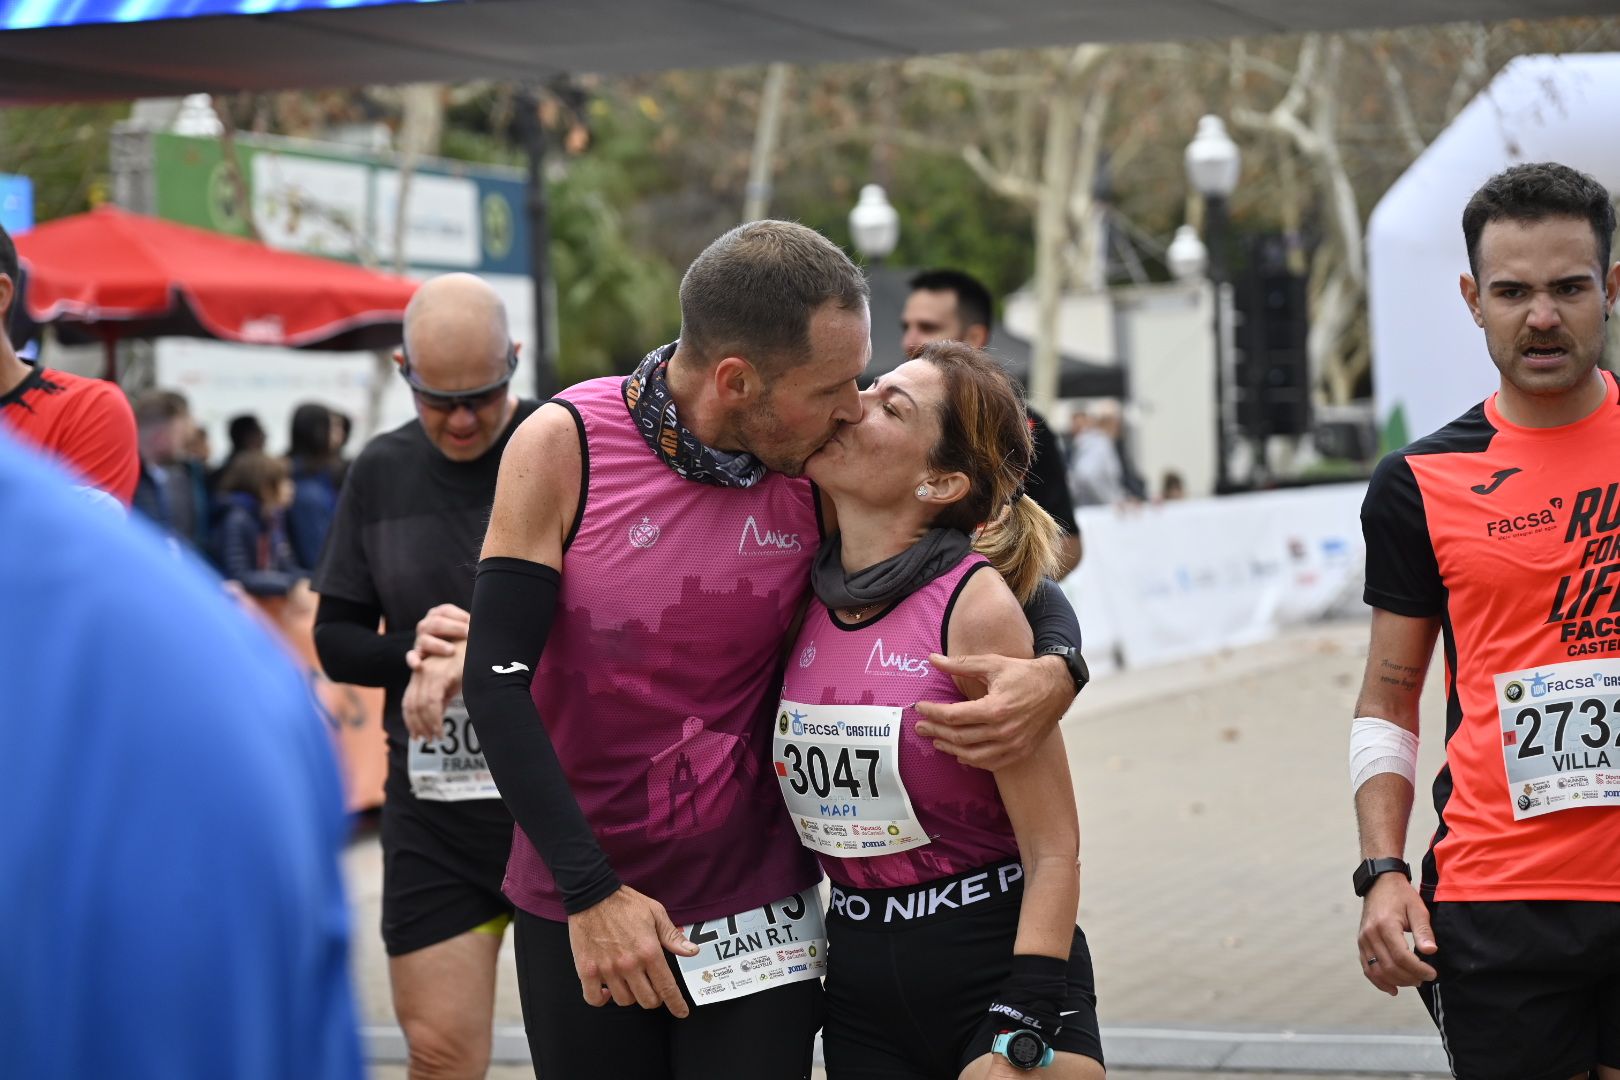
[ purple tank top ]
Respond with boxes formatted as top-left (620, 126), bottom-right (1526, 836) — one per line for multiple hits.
top-left (505, 376), bottom-right (821, 923)
top-left (779, 554), bottom-right (1018, 889)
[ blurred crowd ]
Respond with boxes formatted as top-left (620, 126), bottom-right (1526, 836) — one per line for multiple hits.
top-left (131, 390), bottom-right (352, 598)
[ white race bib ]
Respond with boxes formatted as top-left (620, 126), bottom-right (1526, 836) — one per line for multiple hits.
top-left (1495, 659), bottom-right (1620, 819)
top-left (676, 889), bottom-right (827, 1006)
top-left (407, 696), bottom-right (500, 802)
top-left (771, 699), bottom-right (930, 858)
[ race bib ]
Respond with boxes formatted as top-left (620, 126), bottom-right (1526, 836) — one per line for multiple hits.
top-left (676, 888), bottom-right (827, 1006)
top-left (407, 695), bottom-right (500, 802)
top-left (1496, 659), bottom-right (1620, 819)
top-left (772, 699), bottom-right (930, 857)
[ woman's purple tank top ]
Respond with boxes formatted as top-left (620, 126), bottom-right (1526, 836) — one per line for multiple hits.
top-left (778, 553), bottom-right (1019, 889)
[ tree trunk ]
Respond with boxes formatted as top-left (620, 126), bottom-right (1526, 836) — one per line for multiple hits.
top-left (1030, 86), bottom-right (1079, 413)
top-left (743, 64), bottom-right (791, 223)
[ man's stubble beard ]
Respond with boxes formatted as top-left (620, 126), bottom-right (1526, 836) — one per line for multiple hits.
top-left (733, 398), bottom-right (820, 478)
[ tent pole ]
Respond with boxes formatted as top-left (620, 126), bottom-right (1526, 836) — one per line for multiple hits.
top-left (102, 336), bottom-right (117, 383)
top-left (514, 85), bottom-right (558, 400)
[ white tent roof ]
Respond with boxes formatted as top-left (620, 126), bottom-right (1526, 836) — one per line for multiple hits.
top-left (1367, 52), bottom-right (1620, 444)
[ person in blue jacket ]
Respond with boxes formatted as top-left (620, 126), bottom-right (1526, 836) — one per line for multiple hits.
top-left (0, 427), bottom-right (362, 1080)
top-left (212, 448), bottom-right (306, 597)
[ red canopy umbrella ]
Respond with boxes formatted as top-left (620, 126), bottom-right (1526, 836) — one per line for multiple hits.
top-left (15, 206), bottom-right (420, 376)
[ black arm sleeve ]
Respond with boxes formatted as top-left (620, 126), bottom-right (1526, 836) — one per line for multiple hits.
top-left (1023, 577), bottom-right (1082, 655)
top-left (462, 556), bottom-right (621, 914)
top-left (312, 594), bottom-right (413, 689)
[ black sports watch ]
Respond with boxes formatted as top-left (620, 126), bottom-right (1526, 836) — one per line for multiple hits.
top-left (1038, 645), bottom-right (1089, 695)
top-left (1352, 857), bottom-right (1411, 897)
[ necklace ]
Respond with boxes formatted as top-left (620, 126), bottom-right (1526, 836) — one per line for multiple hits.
top-left (843, 602), bottom-right (879, 622)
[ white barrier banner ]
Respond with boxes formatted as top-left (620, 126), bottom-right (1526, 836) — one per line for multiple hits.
top-left (1063, 484), bottom-right (1367, 671)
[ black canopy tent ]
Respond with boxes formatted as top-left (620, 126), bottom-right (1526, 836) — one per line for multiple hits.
top-left (4, 0), bottom-right (1616, 103)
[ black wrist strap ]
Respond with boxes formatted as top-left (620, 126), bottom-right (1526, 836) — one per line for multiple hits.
top-left (988, 953), bottom-right (1067, 1037)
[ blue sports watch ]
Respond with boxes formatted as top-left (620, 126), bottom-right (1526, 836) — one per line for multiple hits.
top-left (992, 1029), bottom-right (1054, 1070)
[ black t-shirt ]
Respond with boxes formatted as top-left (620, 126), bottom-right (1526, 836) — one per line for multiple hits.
top-left (315, 400), bottom-right (539, 807)
top-left (1026, 409), bottom-right (1078, 535)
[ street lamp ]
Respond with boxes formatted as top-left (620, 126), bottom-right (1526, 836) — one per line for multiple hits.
top-left (1166, 224), bottom-right (1208, 282)
top-left (1184, 114), bottom-right (1240, 493)
top-left (848, 184), bottom-right (900, 262)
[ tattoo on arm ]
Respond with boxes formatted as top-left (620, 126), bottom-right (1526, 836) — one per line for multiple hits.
top-left (1376, 659), bottom-right (1423, 693)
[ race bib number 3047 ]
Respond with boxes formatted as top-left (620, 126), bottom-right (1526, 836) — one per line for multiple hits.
top-left (676, 889), bottom-right (826, 1006)
top-left (1496, 659), bottom-right (1620, 819)
top-left (772, 699), bottom-right (930, 857)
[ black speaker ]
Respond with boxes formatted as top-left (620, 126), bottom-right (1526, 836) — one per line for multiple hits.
top-left (1234, 237), bottom-right (1311, 438)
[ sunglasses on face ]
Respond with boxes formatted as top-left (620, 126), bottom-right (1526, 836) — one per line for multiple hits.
top-left (400, 346), bottom-right (518, 412)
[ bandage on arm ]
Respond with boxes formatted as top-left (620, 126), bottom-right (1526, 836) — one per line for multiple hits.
top-left (1349, 716), bottom-right (1420, 795)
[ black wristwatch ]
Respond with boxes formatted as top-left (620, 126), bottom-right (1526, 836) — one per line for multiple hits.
top-left (1352, 857), bottom-right (1411, 897)
top-left (1038, 645), bottom-right (1089, 695)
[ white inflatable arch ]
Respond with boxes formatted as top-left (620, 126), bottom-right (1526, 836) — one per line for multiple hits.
top-left (1367, 53), bottom-right (1620, 445)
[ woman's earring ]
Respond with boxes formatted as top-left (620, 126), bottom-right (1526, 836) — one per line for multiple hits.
top-left (915, 486), bottom-right (930, 499)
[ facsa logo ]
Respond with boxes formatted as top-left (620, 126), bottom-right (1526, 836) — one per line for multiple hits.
top-left (799, 642), bottom-right (817, 668)
top-left (739, 515), bottom-right (802, 554)
top-left (1485, 509), bottom-right (1556, 538)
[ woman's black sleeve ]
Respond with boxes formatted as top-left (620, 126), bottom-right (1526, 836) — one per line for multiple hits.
top-left (312, 594), bottom-right (413, 690)
top-left (462, 556), bottom-right (621, 914)
top-left (1023, 577), bottom-right (1083, 655)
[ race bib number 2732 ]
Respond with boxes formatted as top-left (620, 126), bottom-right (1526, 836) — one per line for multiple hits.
top-left (1496, 659), bottom-right (1620, 819)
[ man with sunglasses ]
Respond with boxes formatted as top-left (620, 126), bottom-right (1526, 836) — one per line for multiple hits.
top-left (312, 272), bottom-right (532, 1080)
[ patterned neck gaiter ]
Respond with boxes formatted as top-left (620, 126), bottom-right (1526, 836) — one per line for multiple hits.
top-left (622, 342), bottom-right (767, 489)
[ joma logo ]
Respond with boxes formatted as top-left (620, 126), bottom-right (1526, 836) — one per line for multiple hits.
top-left (739, 515), bottom-right (802, 554)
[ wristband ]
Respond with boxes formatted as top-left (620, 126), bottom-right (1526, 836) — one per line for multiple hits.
top-left (987, 953), bottom-right (1067, 1038)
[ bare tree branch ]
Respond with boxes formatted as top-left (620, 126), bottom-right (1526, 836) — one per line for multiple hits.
top-left (1444, 24), bottom-right (1490, 119)
top-left (1373, 36), bottom-right (1428, 157)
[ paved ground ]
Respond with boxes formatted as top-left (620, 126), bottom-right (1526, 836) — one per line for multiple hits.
top-left (350, 616), bottom-right (1452, 1078)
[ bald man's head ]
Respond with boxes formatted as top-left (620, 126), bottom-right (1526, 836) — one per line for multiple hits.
top-left (403, 273), bottom-right (512, 386)
top-left (397, 273), bottom-right (519, 462)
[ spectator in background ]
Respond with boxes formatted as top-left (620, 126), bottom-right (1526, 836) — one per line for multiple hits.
top-left (287, 403), bottom-right (340, 570)
top-left (211, 413), bottom-right (267, 494)
top-left (1160, 470), bottom-right (1187, 501)
top-left (901, 268), bottom-right (1082, 575)
top-left (0, 427), bottom-right (363, 1080)
top-left (213, 449), bottom-right (305, 598)
top-left (329, 408), bottom-right (354, 487)
top-left (1069, 400), bottom-right (1129, 508)
top-left (133, 390), bottom-right (208, 549)
top-left (0, 223), bottom-right (139, 505)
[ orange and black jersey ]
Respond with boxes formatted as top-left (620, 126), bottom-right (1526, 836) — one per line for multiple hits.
top-left (1363, 369), bottom-right (1620, 903)
top-left (0, 364), bottom-right (138, 505)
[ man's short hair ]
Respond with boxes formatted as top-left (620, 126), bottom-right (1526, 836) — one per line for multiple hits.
top-left (132, 390), bottom-right (190, 429)
top-left (678, 221), bottom-right (868, 376)
top-left (908, 268), bottom-right (994, 336)
top-left (0, 221), bottom-right (16, 293)
top-left (1462, 162), bottom-right (1616, 281)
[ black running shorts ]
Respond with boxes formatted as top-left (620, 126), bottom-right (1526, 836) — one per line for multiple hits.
top-left (1418, 899), bottom-right (1620, 1080)
top-left (513, 908), bottom-right (823, 1080)
top-left (379, 793), bottom-right (514, 957)
top-left (821, 860), bottom-right (1104, 1079)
